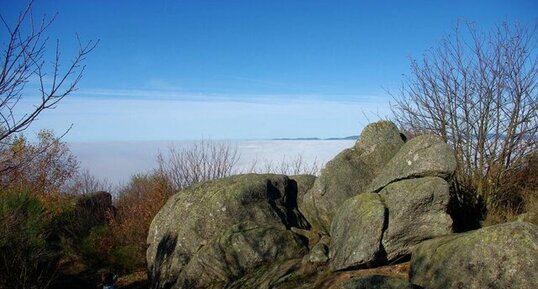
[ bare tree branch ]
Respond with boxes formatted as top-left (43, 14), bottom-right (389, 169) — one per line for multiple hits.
top-left (0, 1), bottom-right (98, 144)
top-left (391, 20), bottom-right (538, 209)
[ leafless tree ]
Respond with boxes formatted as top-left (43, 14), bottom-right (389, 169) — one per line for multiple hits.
top-left (248, 154), bottom-right (320, 175)
top-left (392, 21), bottom-right (538, 209)
top-left (156, 140), bottom-right (240, 191)
top-left (0, 1), bottom-right (97, 144)
top-left (69, 168), bottom-right (113, 194)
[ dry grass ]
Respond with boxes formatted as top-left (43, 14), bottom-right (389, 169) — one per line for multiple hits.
top-left (316, 262), bottom-right (410, 289)
top-left (117, 271), bottom-right (149, 289)
top-left (109, 262), bottom-right (410, 289)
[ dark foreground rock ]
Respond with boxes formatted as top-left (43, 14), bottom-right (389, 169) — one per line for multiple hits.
top-left (410, 221), bottom-right (538, 289)
top-left (338, 275), bottom-right (413, 289)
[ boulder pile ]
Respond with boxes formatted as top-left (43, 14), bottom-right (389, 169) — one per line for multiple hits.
top-left (146, 121), bottom-right (538, 289)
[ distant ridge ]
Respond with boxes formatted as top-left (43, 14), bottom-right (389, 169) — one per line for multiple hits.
top-left (272, 135), bottom-right (358, 141)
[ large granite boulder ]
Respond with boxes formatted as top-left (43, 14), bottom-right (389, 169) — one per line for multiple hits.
top-left (330, 193), bottom-right (387, 271)
top-left (146, 174), bottom-right (309, 289)
top-left (176, 222), bottom-right (307, 289)
top-left (302, 121), bottom-right (405, 232)
top-left (368, 135), bottom-right (456, 192)
top-left (410, 222), bottom-right (538, 289)
top-left (379, 177), bottom-right (452, 261)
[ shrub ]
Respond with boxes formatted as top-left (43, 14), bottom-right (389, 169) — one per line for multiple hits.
top-left (109, 245), bottom-right (145, 273)
top-left (482, 152), bottom-right (538, 225)
top-left (0, 130), bottom-right (79, 196)
top-left (0, 191), bottom-right (62, 289)
top-left (78, 225), bottom-right (114, 271)
top-left (248, 154), bottom-right (320, 175)
top-left (156, 140), bottom-right (239, 191)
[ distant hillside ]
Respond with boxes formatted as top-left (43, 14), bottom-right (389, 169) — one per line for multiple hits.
top-left (325, 135), bottom-right (358, 140)
top-left (272, 135), bottom-right (358, 141)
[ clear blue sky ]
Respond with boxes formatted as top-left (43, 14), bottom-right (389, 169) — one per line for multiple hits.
top-left (2, 0), bottom-right (537, 141)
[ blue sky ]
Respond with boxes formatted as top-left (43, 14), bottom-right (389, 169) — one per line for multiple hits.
top-left (3, 0), bottom-right (537, 141)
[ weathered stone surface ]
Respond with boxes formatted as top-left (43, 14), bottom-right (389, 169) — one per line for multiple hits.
top-left (301, 148), bottom-right (373, 232)
top-left (224, 258), bottom-right (304, 289)
top-left (146, 174), bottom-right (309, 289)
top-left (338, 275), bottom-right (413, 289)
top-left (306, 235), bottom-right (330, 265)
top-left (368, 135), bottom-right (456, 192)
top-left (176, 222), bottom-right (307, 289)
top-left (353, 121), bottom-right (407, 171)
top-left (330, 193), bottom-right (387, 271)
top-left (302, 121), bottom-right (404, 232)
top-left (379, 177), bottom-right (453, 261)
top-left (410, 222), bottom-right (538, 289)
top-left (289, 174), bottom-right (316, 220)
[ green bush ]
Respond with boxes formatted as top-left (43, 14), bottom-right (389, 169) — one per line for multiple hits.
top-left (110, 245), bottom-right (145, 273)
top-left (78, 225), bottom-right (114, 270)
top-left (78, 225), bottom-right (144, 274)
top-left (0, 191), bottom-right (61, 289)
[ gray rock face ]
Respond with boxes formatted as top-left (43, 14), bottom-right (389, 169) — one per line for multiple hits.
top-left (146, 174), bottom-right (309, 289)
top-left (224, 258), bottom-right (304, 289)
top-left (338, 275), bottom-right (413, 289)
top-left (368, 135), bottom-right (456, 192)
top-left (353, 121), bottom-right (407, 171)
top-left (379, 177), bottom-right (453, 261)
top-left (301, 148), bottom-right (375, 232)
top-left (410, 222), bottom-right (538, 289)
top-left (302, 121), bottom-right (404, 232)
top-left (289, 174), bottom-right (316, 219)
top-left (176, 222), bottom-right (307, 289)
top-left (330, 193), bottom-right (387, 271)
top-left (306, 235), bottom-right (330, 264)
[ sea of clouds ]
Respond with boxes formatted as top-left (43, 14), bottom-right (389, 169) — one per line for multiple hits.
top-left (69, 139), bottom-right (355, 186)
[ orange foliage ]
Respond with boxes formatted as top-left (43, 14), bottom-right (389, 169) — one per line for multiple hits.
top-left (0, 130), bottom-right (78, 197)
top-left (109, 173), bottom-right (174, 251)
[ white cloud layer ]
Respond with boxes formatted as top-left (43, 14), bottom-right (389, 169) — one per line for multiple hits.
top-left (69, 139), bottom-right (356, 185)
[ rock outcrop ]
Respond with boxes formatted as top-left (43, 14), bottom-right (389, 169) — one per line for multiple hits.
top-left (146, 121), bottom-right (536, 289)
top-left (73, 191), bottom-right (115, 233)
top-left (301, 121), bottom-right (405, 232)
top-left (410, 221), bottom-right (538, 289)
